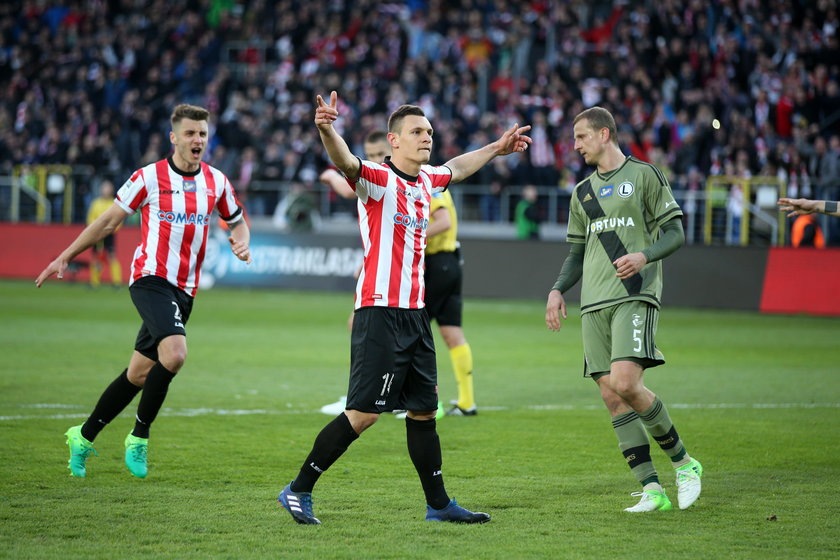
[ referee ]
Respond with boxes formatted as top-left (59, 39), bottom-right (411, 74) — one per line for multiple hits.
top-left (425, 190), bottom-right (478, 416)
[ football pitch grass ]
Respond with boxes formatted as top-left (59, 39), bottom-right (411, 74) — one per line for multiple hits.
top-left (1, 279), bottom-right (838, 559)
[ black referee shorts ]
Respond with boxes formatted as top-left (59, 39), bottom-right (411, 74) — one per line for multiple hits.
top-left (93, 234), bottom-right (115, 255)
top-left (129, 275), bottom-right (194, 361)
top-left (423, 251), bottom-right (462, 327)
top-left (346, 307), bottom-right (439, 413)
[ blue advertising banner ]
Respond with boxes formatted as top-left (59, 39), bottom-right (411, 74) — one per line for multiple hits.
top-left (199, 228), bottom-right (363, 291)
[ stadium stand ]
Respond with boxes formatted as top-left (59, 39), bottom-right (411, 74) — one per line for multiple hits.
top-left (1, 0), bottom-right (838, 242)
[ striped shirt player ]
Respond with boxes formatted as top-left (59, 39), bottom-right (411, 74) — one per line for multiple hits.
top-left (278, 93), bottom-right (530, 526)
top-left (37, 104), bottom-right (251, 481)
top-left (546, 106), bottom-right (702, 515)
top-left (116, 157), bottom-right (244, 297)
top-left (350, 157), bottom-right (451, 309)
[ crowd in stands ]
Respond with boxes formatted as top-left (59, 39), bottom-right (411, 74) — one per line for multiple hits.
top-left (1, 0), bottom-right (839, 236)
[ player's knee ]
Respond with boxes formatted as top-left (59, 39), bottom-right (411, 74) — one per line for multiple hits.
top-left (345, 410), bottom-right (379, 433)
top-left (127, 368), bottom-right (148, 386)
top-left (609, 377), bottom-right (641, 400)
top-left (159, 348), bottom-right (187, 372)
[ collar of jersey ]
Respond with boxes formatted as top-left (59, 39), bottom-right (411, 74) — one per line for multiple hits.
top-left (384, 157), bottom-right (417, 183)
top-left (595, 155), bottom-right (631, 181)
top-left (167, 156), bottom-right (201, 177)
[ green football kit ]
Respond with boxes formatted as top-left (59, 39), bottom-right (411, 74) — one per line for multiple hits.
top-left (566, 156), bottom-right (683, 314)
top-left (561, 156), bottom-right (683, 376)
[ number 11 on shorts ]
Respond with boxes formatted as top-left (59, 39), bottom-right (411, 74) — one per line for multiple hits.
top-left (380, 372), bottom-right (394, 397)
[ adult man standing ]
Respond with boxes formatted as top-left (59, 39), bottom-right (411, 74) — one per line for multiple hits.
top-left (323, 131), bottom-right (479, 416)
top-left (278, 91), bottom-right (529, 524)
top-left (425, 188), bottom-right (478, 416)
top-left (36, 104), bottom-right (251, 479)
top-left (545, 107), bottom-right (702, 512)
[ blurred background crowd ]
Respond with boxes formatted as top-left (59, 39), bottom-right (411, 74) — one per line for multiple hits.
top-left (1, 0), bottom-right (839, 242)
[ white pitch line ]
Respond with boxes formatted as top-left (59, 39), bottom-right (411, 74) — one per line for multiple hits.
top-left (1, 402), bottom-right (839, 421)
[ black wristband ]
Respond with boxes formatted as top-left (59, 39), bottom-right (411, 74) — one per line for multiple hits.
top-left (825, 201), bottom-right (838, 213)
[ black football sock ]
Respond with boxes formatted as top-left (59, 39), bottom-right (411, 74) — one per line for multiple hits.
top-left (406, 417), bottom-right (450, 510)
top-left (132, 362), bottom-right (176, 439)
top-left (81, 369), bottom-right (141, 442)
top-left (291, 413), bottom-right (359, 493)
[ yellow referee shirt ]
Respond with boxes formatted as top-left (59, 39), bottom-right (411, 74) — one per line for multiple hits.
top-left (426, 190), bottom-right (458, 254)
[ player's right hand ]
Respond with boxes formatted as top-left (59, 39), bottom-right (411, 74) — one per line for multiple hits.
top-left (545, 289), bottom-right (567, 331)
top-left (314, 91), bottom-right (339, 129)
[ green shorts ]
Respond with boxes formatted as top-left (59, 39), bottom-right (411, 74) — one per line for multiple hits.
top-left (580, 300), bottom-right (665, 378)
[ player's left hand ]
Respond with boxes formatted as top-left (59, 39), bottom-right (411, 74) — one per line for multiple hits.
top-left (229, 236), bottom-right (252, 264)
top-left (35, 258), bottom-right (68, 287)
top-left (495, 123), bottom-right (532, 155)
top-left (613, 252), bottom-right (647, 280)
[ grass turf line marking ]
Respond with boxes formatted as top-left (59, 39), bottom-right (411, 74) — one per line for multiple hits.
top-left (1, 402), bottom-right (839, 421)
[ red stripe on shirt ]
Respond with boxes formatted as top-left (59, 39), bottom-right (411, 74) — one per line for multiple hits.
top-left (155, 160), bottom-right (174, 283)
top-left (193, 165), bottom-right (217, 294)
top-left (131, 171), bottom-right (150, 282)
top-left (361, 195), bottom-right (383, 305)
top-left (408, 182), bottom-right (427, 306)
top-left (176, 177), bottom-right (198, 291)
top-left (388, 178), bottom-right (409, 307)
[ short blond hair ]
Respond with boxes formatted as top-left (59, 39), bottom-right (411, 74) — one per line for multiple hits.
top-left (574, 107), bottom-right (618, 146)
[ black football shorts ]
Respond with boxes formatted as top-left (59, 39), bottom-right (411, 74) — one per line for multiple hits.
top-left (423, 251), bottom-right (462, 327)
top-left (345, 307), bottom-right (439, 413)
top-left (129, 275), bottom-right (194, 361)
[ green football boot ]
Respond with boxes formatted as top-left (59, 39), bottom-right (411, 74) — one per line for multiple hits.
top-left (65, 425), bottom-right (97, 477)
top-left (124, 434), bottom-right (149, 478)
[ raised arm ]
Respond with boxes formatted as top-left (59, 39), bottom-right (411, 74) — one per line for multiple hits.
top-left (35, 204), bottom-right (129, 287)
top-left (445, 123), bottom-right (531, 184)
top-left (315, 91), bottom-right (361, 180)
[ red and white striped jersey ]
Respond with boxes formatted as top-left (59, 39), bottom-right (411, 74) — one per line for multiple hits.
top-left (115, 157), bottom-right (243, 297)
top-left (349, 157), bottom-right (451, 309)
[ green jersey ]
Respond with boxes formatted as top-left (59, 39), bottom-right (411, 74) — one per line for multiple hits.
top-left (566, 156), bottom-right (682, 313)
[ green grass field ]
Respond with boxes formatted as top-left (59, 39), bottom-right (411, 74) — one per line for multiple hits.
top-left (1, 279), bottom-right (838, 559)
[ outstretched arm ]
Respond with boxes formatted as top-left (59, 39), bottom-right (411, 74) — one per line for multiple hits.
top-left (35, 204), bottom-right (129, 287)
top-left (778, 197), bottom-right (840, 218)
top-left (315, 91), bottom-right (361, 180)
top-left (445, 123), bottom-right (531, 184)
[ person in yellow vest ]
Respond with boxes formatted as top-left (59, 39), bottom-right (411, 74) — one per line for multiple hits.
top-left (425, 189), bottom-right (478, 415)
top-left (86, 180), bottom-right (123, 288)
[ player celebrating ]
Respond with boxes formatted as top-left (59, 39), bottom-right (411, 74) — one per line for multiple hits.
top-left (545, 106), bottom-right (703, 512)
top-left (36, 104), bottom-right (251, 479)
top-left (278, 91), bottom-right (529, 525)
top-left (321, 131), bottom-right (478, 417)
